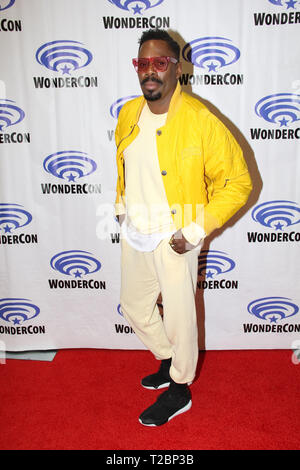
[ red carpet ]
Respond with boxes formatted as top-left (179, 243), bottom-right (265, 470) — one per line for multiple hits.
top-left (0, 349), bottom-right (299, 450)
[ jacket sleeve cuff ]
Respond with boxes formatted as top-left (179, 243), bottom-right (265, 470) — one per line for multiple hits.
top-left (182, 222), bottom-right (206, 246)
top-left (115, 202), bottom-right (126, 217)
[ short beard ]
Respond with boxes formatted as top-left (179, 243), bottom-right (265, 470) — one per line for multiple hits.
top-left (141, 76), bottom-right (163, 102)
top-left (143, 91), bottom-right (162, 102)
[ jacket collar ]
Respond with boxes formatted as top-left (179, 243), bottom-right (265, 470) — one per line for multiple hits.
top-left (134, 81), bottom-right (182, 125)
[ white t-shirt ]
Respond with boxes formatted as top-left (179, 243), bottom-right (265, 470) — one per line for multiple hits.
top-left (121, 103), bottom-right (205, 251)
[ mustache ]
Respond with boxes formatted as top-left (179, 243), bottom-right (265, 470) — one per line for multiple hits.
top-left (141, 76), bottom-right (163, 85)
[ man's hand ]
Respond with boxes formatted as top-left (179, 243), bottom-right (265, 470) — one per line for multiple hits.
top-left (169, 229), bottom-right (196, 254)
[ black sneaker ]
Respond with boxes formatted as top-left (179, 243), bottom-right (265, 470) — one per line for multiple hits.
top-left (141, 358), bottom-right (172, 390)
top-left (139, 381), bottom-right (192, 426)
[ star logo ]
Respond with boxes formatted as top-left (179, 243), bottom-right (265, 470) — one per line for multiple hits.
top-left (3, 224), bottom-right (12, 233)
top-left (279, 117), bottom-right (289, 127)
top-left (132, 3), bottom-right (143, 14)
top-left (285, 0), bottom-right (298, 9)
top-left (206, 270), bottom-right (214, 279)
top-left (67, 173), bottom-right (76, 182)
top-left (274, 222), bottom-right (284, 230)
top-left (61, 64), bottom-right (72, 75)
top-left (74, 270), bottom-right (82, 278)
top-left (207, 62), bottom-right (218, 72)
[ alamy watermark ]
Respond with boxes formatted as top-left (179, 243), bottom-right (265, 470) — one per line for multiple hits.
top-left (96, 200), bottom-right (205, 240)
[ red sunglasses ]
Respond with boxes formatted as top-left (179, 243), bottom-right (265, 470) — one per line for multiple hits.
top-left (132, 56), bottom-right (178, 73)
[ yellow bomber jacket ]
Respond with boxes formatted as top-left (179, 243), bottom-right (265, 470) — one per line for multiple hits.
top-left (115, 81), bottom-right (252, 237)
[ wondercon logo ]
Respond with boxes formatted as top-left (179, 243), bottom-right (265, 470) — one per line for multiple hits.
top-left (252, 200), bottom-right (300, 231)
top-left (50, 250), bottom-right (101, 278)
top-left (110, 95), bottom-right (140, 119)
top-left (198, 250), bottom-right (235, 279)
top-left (0, 99), bottom-right (25, 132)
top-left (0, 203), bottom-right (32, 234)
top-left (248, 297), bottom-right (299, 323)
top-left (0, 298), bottom-right (40, 325)
top-left (255, 93), bottom-right (300, 127)
top-left (182, 37), bottom-right (240, 72)
top-left (43, 151), bottom-right (97, 182)
top-left (108, 0), bottom-right (164, 14)
top-left (268, 0), bottom-right (299, 9)
top-left (35, 40), bottom-right (93, 75)
top-left (0, 0), bottom-right (15, 11)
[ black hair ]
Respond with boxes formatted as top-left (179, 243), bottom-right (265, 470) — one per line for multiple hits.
top-left (138, 29), bottom-right (180, 61)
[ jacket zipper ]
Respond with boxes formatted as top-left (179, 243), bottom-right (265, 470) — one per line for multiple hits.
top-left (117, 124), bottom-right (136, 197)
top-left (117, 124), bottom-right (136, 151)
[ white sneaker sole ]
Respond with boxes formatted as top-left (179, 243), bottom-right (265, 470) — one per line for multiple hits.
top-left (141, 381), bottom-right (170, 390)
top-left (139, 400), bottom-right (192, 427)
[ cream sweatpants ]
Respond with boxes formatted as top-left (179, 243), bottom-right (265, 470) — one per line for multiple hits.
top-left (120, 237), bottom-right (201, 384)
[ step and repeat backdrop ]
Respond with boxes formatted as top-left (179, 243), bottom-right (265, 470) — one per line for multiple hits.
top-left (0, 0), bottom-right (299, 352)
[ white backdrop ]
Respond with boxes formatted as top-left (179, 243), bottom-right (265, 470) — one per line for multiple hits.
top-left (0, 0), bottom-right (299, 352)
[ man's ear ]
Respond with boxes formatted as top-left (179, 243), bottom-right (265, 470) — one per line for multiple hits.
top-left (176, 62), bottom-right (182, 80)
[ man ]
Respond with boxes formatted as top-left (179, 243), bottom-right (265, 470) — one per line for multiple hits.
top-left (114, 29), bottom-right (252, 426)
